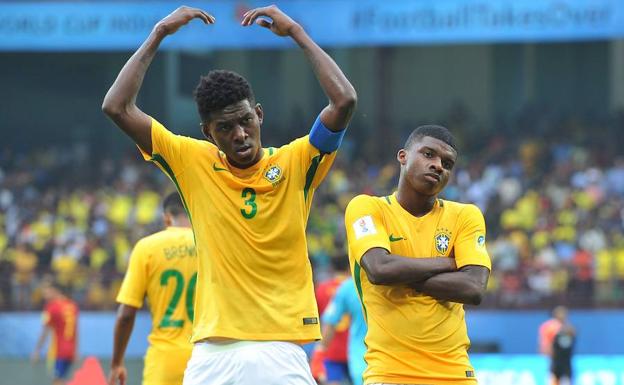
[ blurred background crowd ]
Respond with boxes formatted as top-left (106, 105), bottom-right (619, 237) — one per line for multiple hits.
top-left (2, 106), bottom-right (624, 311)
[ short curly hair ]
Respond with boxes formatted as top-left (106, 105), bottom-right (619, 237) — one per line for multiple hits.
top-left (193, 70), bottom-right (255, 123)
top-left (405, 125), bottom-right (457, 152)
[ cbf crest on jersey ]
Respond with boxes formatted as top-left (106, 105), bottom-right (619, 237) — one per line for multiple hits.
top-left (264, 164), bottom-right (284, 185)
top-left (434, 228), bottom-right (452, 255)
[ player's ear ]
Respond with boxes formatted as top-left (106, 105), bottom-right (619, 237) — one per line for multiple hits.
top-left (255, 103), bottom-right (263, 125)
top-left (397, 149), bottom-right (407, 166)
top-left (201, 122), bottom-right (215, 144)
top-left (163, 213), bottom-right (173, 227)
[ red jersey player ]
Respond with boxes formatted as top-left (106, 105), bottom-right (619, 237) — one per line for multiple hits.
top-left (32, 280), bottom-right (79, 385)
top-left (313, 257), bottom-right (350, 385)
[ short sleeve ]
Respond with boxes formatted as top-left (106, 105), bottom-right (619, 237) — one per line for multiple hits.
top-left (322, 280), bottom-right (349, 326)
top-left (345, 195), bottom-right (390, 264)
top-left (139, 118), bottom-right (191, 178)
top-left (116, 239), bottom-right (149, 308)
top-left (453, 204), bottom-right (492, 269)
top-left (289, 136), bottom-right (338, 195)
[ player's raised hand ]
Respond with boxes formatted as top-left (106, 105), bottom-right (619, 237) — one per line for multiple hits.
top-left (155, 6), bottom-right (215, 36)
top-left (108, 365), bottom-right (128, 385)
top-left (241, 5), bottom-right (301, 37)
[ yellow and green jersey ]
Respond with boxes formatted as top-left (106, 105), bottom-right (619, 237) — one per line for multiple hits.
top-left (140, 118), bottom-right (336, 343)
top-left (117, 226), bottom-right (196, 385)
top-left (345, 193), bottom-right (491, 385)
top-left (116, 226), bottom-right (197, 350)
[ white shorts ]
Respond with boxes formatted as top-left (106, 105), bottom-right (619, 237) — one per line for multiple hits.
top-left (183, 340), bottom-right (317, 385)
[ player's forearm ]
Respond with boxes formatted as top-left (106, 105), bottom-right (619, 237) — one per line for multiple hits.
top-left (111, 313), bottom-right (136, 367)
top-left (34, 328), bottom-right (50, 353)
top-left (319, 323), bottom-right (337, 350)
top-left (102, 27), bottom-right (165, 119)
top-left (410, 268), bottom-right (488, 305)
top-left (363, 251), bottom-right (456, 286)
top-left (290, 26), bottom-right (356, 130)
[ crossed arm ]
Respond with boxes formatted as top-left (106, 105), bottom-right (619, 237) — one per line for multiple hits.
top-left (360, 248), bottom-right (490, 305)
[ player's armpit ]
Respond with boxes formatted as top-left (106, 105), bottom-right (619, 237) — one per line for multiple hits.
top-left (103, 105), bottom-right (152, 154)
top-left (410, 264), bottom-right (490, 305)
top-left (103, 6), bottom-right (215, 155)
top-left (361, 247), bottom-right (456, 286)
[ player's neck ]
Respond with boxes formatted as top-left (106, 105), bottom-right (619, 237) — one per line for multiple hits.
top-left (226, 147), bottom-right (265, 170)
top-left (395, 186), bottom-right (437, 217)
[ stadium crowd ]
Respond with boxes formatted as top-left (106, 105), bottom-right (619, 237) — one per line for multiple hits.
top-left (2, 112), bottom-right (624, 310)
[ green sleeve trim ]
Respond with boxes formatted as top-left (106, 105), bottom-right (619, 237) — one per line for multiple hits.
top-left (384, 196), bottom-right (392, 205)
top-left (303, 154), bottom-right (323, 202)
top-left (353, 262), bottom-right (368, 322)
top-left (268, 147), bottom-right (274, 156)
top-left (150, 153), bottom-right (196, 244)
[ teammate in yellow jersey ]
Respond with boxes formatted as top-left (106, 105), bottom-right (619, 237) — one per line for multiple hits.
top-left (102, 5), bottom-right (356, 385)
top-left (108, 193), bottom-right (196, 385)
top-left (345, 125), bottom-right (491, 385)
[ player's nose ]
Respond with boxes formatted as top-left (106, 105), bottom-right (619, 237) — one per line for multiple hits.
top-left (429, 158), bottom-right (443, 173)
top-left (232, 125), bottom-right (248, 142)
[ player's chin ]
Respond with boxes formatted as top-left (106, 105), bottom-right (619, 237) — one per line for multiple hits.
top-left (231, 148), bottom-right (259, 167)
top-left (415, 181), bottom-right (443, 196)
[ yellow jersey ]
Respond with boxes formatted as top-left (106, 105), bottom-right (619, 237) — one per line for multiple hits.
top-left (345, 193), bottom-right (491, 385)
top-left (116, 226), bottom-right (196, 385)
top-left (141, 118), bottom-right (336, 342)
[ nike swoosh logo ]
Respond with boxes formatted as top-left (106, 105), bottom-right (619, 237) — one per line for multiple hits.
top-left (213, 163), bottom-right (229, 172)
top-left (389, 234), bottom-right (405, 242)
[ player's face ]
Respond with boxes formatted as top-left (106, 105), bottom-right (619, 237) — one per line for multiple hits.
top-left (203, 99), bottom-right (263, 168)
top-left (397, 136), bottom-right (457, 196)
top-left (41, 285), bottom-right (55, 301)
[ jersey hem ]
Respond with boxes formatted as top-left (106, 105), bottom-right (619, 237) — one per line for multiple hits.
top-left (190, 329), bottom-right (321, 344)
top-left (115, 297), bottom-right (143, 308)
top-left (456, 260), bottom-right (492, 270)
top-left (365, 375), bottom-right (478, 385)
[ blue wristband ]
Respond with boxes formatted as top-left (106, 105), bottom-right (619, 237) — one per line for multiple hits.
top-left (308, 115), bottom-right (346, 153)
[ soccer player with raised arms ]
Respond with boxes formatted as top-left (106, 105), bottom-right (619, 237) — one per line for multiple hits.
top-left (108, 193), bottom-right (196, 385)
top-left (344, 126), bottom-right (491, 385)
top-left (102, 5), bottom-right (356, 385)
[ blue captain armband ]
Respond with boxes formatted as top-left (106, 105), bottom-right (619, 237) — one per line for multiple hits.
top-left (308, 115), bottom-right (346, 153)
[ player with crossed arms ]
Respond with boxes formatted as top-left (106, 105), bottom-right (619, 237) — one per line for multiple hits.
top-left (345, 126), bottom-right (491, 385)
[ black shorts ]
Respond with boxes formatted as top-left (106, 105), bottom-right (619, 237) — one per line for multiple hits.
top-left (551, 363), bottom-right (572, 379)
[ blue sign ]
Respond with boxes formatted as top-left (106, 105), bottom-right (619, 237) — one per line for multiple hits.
top-left (473, 355), bottom-right (624, 385)
top-left (1, 0), bottom-right (624, 51)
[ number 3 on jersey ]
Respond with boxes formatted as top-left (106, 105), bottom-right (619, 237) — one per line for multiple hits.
top-left (241, 188), bottom-right (257, 219)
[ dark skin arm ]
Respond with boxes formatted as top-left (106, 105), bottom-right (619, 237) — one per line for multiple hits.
top-left (108, 304), bottom-right (139, 385)
top-left (360, 247), bottom-right (456, 286)
top-left (102, 6), bottom-right (215, 154)
top-left (31, 325), bottom-right (51, 363)
top-left (317, 322), bottom-right (337, 351)
top-left (410, 265), bottom-right (490, 306)
top-left (242, 5), bottom-right (357, 131)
